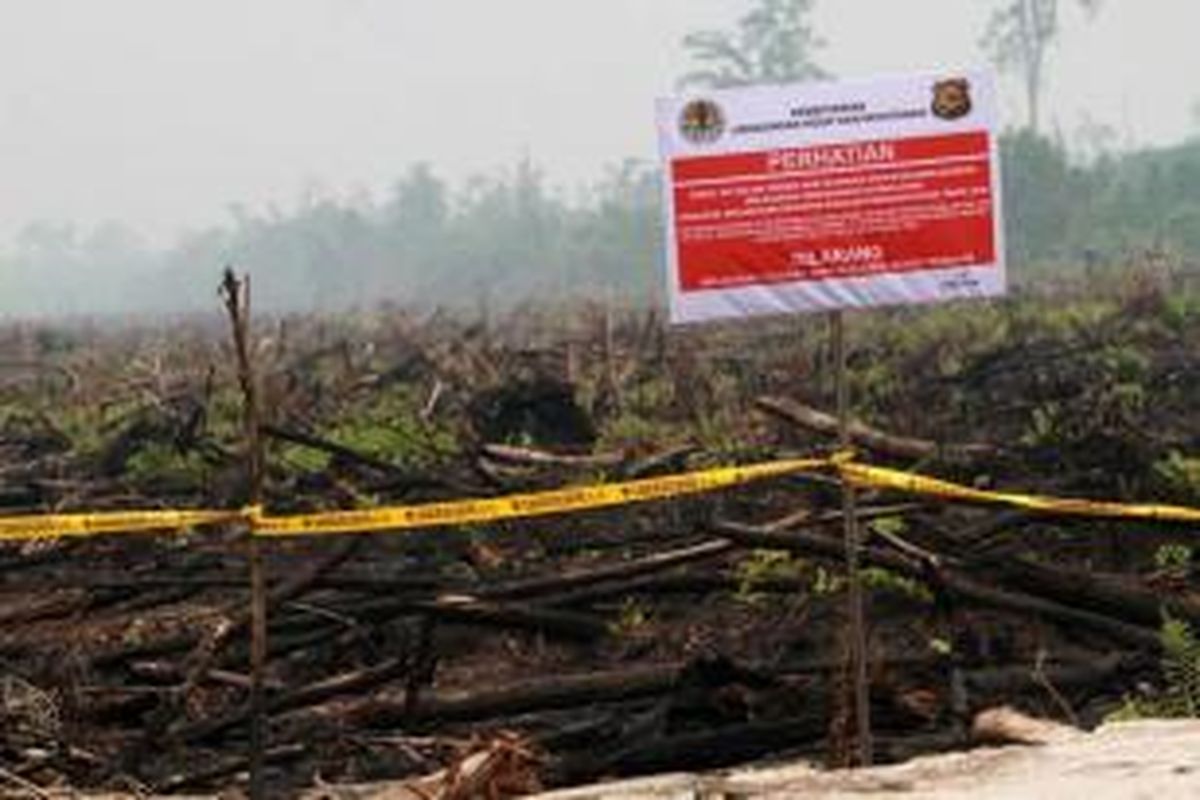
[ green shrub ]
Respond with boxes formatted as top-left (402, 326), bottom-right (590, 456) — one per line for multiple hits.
top-left (125, 442), bottom-right (209, 487)
top-left (1108, 615), bottom-right (1200, 721)
top-left (1154, 543), bottom-right (1194, 581)
top-left (734, 549), bottom-right (803, 606)
top-left (320, 388), bottom-right (459, 472)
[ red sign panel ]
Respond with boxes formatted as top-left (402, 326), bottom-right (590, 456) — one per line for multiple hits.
top-left (672, 132), bottom-right (994, 290)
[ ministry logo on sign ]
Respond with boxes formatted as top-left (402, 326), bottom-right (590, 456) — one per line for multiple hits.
top-left (931, 78), bottom-right (972, 121)
top-left (678, 99), bottom-right (726, 145)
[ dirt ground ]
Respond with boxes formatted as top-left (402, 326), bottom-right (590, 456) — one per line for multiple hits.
top-left (526, 720), bottom-right (1200, 800)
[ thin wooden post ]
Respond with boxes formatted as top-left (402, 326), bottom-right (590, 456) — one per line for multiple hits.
top-left (832, 309), bottom-right (872, 766)
top-left (220, 269), bottom-right (268, 799)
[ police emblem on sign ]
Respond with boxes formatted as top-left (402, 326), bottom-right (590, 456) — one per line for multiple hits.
top-left (678, 99), bottom-right (726, 145)
top-left (931, 78), bottom-right (972, 120)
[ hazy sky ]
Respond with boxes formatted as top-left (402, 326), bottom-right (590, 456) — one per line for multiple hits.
top-left (2, 0), bottom-right (1197, 246)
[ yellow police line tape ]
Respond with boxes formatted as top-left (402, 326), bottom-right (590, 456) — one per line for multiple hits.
top-left (0, 509), bottom-right (243, 543)
top-left (3, 455), bottom-right (1200, 542)
top-left (839, 462), bottom-right (1200, 523)
top-left (252, 457), bottom-right (828, 536)
top-left (0, 458), bottom-right (827, 542)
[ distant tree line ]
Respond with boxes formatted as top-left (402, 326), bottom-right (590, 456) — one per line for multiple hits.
top-left (2, 133), bottom-right (1200, 319)
top-left (0, 158), bottom-right (663, 316)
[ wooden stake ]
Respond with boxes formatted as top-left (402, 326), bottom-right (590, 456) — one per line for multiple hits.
top-left (219, 269), bottom-right (268, 799)
top-left (832, 309), bottom-right (872, 766)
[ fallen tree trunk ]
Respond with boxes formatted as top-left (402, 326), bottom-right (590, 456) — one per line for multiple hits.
top-left (552, 713), bottom-right (827, 785)
top-left (545, 571), bottom-right (798, 607)
top-left (711, 520), bottom-right (1162, 650)
top-left (262, 423), bottom-right (475, 496)
top-left (182, 656), bottom-right (413, 743)
top-left (964, 651), bottom-right (1141, 702)
top-left (756, 396), bottom-right (996, 462)
top-left (262, 423), bottom-right (424, 479)
top-left (318, 653), bottom-right (938, 731)
top-left (481, 443), bottom-right (625, 469)
top-left (966, 553), bottom-right (1200, 628)
top-left (271, 595), bottom-right (611, 643)
top-left (483, 539), bottom-right (736, 602)
top-left (349, 663), bottom-right (677, 729)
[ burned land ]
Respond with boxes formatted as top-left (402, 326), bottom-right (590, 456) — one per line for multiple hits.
top-left (1, 266), bottom-right (1199, 797)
